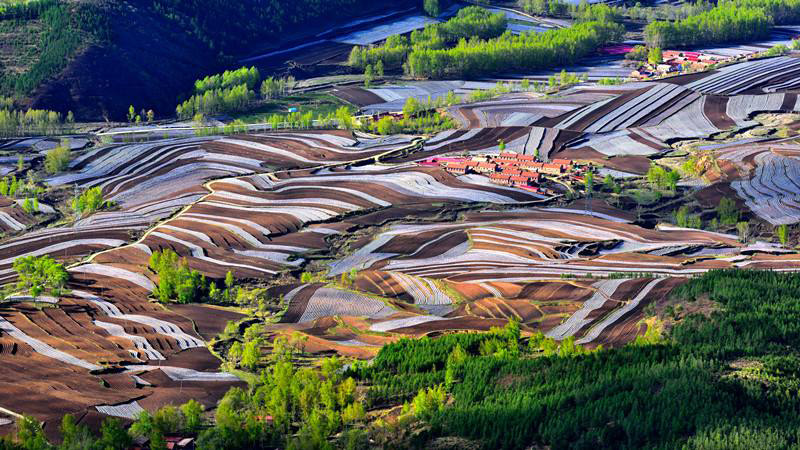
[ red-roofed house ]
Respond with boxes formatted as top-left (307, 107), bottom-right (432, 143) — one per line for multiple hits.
top-left (520, 171), bottom-right (542, 182)
top-left (489, 173), bottom-right (512, 185)
top-left (445, 162), bottom-right (469, 174)
top-left (541, 163), bottom-right (564, 175)
top-left (475, 162), bottom-right (498, 173)
top-left (518, 161), bottom-right (544, 171)
top-left (510, 175), bottom-right (531, 186)
top-left (497, 152), bottom-right (519, 161)
top-left (551, 158), bottom-right (572, 166)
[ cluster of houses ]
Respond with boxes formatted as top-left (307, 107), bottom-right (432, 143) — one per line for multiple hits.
top-left (420, 152), bottom-right (588, 194)
top-left (631, 51), bottom-right (725, 79)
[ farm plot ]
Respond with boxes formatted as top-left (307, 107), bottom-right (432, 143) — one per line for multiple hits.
top-left (0, 223), bottom-right (133, 285)
top-left (415, 127), bottom-right (532, 159)
top-left (554, 83), bottom-right (695, 134)
top-left (721, 146), bottom-right (800, 224)
top-left (332, 13), bottom-right (442, 45)
top-left (0, 196), bottom-right (35, 233)
top-left (90, 165), bottom-right (542, 280)
top-left (353, 80), bottom-right (498, 115)
top-left (526, 77), bottom-right (800, 160)
top-left (47, 131), bottom-right (400, 211)
top-left (291, 286), bottom-right (397, 323)
top-left (329, 208), bottom-right (745, 282)
top-left (0, 264), bottom-right (243, 427)
top-left (683, 56), bottom-right (800, 95)
top-left (447, 94), bottom-right (585, 128)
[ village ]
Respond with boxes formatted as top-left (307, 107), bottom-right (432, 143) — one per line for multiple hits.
top-left (418, 151), bottom-right (591, 195)
top-left (630, 49), bottom-right (726, 79)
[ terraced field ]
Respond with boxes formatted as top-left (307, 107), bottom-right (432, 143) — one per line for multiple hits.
top-left (717, 143), bottom-right (800, 224)
top-left (3, 55), bottom-right (800, 436)
top-left (427, 57), bottom-right (800, 173)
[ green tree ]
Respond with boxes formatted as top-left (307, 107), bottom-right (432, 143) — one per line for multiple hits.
top-left (181, 399), bottom-right (204, 432)
top-left (97, 418), bottom-right (131, 449)
top-left (737, 221), bottom-right (750, 243)
top-left (59, 414), bottom-right (93, 450)
top-left (44, 145), bottom-right (70, 174)
top-left (13, 255), bottom-right (68, 299)
top-left (71, 187), bottom-right (105, 217)
top-left (228, 341), bottom-right (243, 364)
top-left (150, 430), bottom-right (167, 450)
top-left (717, 197), bottom-right (740, 226)
top-left (777, 224), bottom-right (789, 246)
top-left (648, 46), bottom-right (663, 65)
top-left (364, 64), bottom-right (374, 88)
top-left (16, 416), bottom-right (49, 450)
top-left (411, 385), bottom-right (446, 419)
top-left (336, 107), bottom-right (353, 130)
top-left (242, 339), bottom-right (261, 370)
top-left (666, 170), bottom-right (680, 191)
top-left (603, 174), bottom-right (615, 191)
top-left (403, 97), bottom-right (421, 118)
top-left (424, 0), bottom-right (441, 17)
top-left (149, 249), bottom-right (208, 303)
top-left (376, 60), bottom-right (384, 77)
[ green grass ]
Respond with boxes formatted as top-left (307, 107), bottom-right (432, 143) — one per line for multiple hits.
top-left (229, 92), bottom-right (356, 124)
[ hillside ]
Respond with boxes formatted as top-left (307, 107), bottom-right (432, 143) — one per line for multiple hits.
top-left (0, 0), bottom-right (395, 121)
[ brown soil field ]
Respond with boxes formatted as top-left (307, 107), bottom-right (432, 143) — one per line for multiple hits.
top-left (331, 85), bottom-right (386, 106)
top-left (169, 304), bottom-right (247, 340)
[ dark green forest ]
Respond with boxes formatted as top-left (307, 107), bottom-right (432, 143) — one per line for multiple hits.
top-left (0, 0), bottom-right (395, 112)
top-left (0, 0), bottom-right (109, 97)
top-left (149, 0), bottom-right (397, 55)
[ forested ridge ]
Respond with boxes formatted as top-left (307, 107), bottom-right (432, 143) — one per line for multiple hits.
top-left (0, 0), bottom-right (396, 120)
top-left (149, 0), bottom-right (398, 55)
top-left (0, 0), bottom-right (110, 97)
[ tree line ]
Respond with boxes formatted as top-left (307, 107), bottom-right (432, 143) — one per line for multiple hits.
top-left (176, 67), bottom-right (299, 120)
top-left (350, 9), bottom-right (623, 78)
top-left (645, 2), bottom-right (773, 48)
top-left (0, 108), bottom-right (73, 137)
top-left (194, 66), bottom-right (261, 94)
top-left (406, 21), bottom-right (624, 78)
top-left (348, 6), bottom-right (508, 70)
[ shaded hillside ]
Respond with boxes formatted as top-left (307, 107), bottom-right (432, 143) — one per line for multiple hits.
top-left (2, 0), bottom-right (396, 120)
